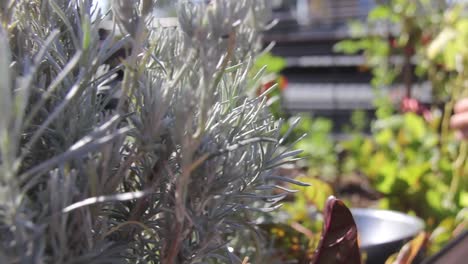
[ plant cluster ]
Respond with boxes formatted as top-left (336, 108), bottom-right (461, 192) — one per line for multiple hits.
top-left (0, 0), bottom-right (307, 263)
top-left (259, 0), bottom-right (468, 261)
top-left (336, 0), bottom-right (468, 256)
top-left (333, 0), bottom-right (468, 220)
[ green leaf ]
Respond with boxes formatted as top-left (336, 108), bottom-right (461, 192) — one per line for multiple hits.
top-left (375, 128), bottom-right (393, 146)
top-left (427, 28), bottom-right (456, 59)
top-left (334, 40), bottom-right (365, 54)
top-left (376, 162), bottom-right (398, 194)
top-left (443, 41), bottom-right (458, 70)
top-left (373, 115), bottom-right (404, 131)
top-left (460, 191), bottom-right (468, 207)
top-left (81, 15), bottom-right (91, 50)
top-left (368, 5), bottom-right (392, 21)
top-left (455, 19), bottom-right (468, 35)
top-left (255, 53), bottom-right (286, 73)
top-left (399, 163), bottom-right (430, 186)
top-left (403, 113), bottom-right (426, 142)
top-left (295, 177), bottom-right (334, 212)
top-left (426, 190), bottom-right (444, 212)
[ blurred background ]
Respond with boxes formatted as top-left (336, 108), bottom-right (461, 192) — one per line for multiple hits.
top-left (264, 0), bottom-right (436, 134)
top-left (95, 0), bottom-right (430, 133)
top-left (255, 2), bottom-right (468, 263)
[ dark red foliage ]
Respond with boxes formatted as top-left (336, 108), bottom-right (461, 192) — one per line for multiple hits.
top-left (259, 80), bottom-right (276, 96)
top-left (257, 75), bottom-right (288, 96)
top-left (389, 36), bottom-right (399, 49)
top-left (311, 196), bottom-right (362, 264)
top-left (421, 33), bottom-right (432, 46)
top-left (400, 97), bottom-right (432, 122)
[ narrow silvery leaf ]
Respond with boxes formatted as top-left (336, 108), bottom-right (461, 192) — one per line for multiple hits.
top-left (63, 190), bottom-right (148, 213)
top-left (264, 175), bottom-right (311, 187)
top-left (0, 26), bottom-right (12, 169)
top-left (21, 126), bottom-right (131, 188)
top-left (255, 184), bottom-right (299, 193)
top-left (24, 50), bottom-right (82, 129)
top-left (49, 0), bottom-right (80, 48)
top-left (0, 26), bottom-right (11, 127)
top-left (266, 149), bottom-right (303, 166)
top-left (279, 117), bottom-right (302, 144)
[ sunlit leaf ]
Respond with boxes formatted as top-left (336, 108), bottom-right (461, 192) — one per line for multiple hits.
top-left (385, 232), bottom-right (428, 264)
top-left (427, 28), bottom-right (456, 59)
top-left (368, 6), bottom-right (392, 21)
top-left (403, 113), bottom-right (426, 142)
top-left (460, 192), bottom-right (468, 208)
top-left (255, 53), bottom-right (286, 73)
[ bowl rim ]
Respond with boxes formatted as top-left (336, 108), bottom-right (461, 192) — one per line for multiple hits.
top-left (350, 208), bottom-right (425, 248)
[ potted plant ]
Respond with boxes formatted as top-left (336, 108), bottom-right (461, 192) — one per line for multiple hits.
top-left (0, 0), bottom-right (306, 263)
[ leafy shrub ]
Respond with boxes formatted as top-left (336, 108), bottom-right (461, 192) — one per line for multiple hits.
top-left (0, 1), bottom-right (304, 263)
top-left (334, 0), bottom-right (468, 256)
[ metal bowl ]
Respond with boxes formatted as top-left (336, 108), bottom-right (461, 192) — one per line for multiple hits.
top-left (351, 208), bottom-right (425, 264)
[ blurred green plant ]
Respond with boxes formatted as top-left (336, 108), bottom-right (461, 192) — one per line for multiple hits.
top-left (334, 0), bottom-right (447, 116)
top-left (253, 1), bottom-right (468, 261)
top-left (293, 117), bottom-right (338, 180)
top-left (335, 1), bottom-right (468, 257)
top-left (340, 111), bottom-right (467, 255)
top-left (251, 52), bottom-right (288, 120)
top-left (260, 176), bottom-right (337, 263)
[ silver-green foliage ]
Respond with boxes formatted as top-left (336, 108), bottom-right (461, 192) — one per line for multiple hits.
top-left (0, 0), bottom-right (303, 263)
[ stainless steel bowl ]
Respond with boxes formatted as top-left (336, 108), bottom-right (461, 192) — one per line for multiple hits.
top-left (351, 208), bottom-right (425, 264)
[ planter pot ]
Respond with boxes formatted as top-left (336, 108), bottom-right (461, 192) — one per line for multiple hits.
top-left (351, 208), bottom-right (425, 264)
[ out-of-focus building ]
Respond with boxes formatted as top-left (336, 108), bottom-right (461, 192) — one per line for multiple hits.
top-left (265, 0), bottom-right (431, 120)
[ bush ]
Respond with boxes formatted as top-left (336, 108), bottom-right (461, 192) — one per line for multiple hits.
top-left (0, 1), bottom-right (303, 263)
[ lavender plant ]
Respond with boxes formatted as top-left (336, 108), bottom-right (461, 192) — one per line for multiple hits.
top-left (0, 0), bottom-right (305, 263)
